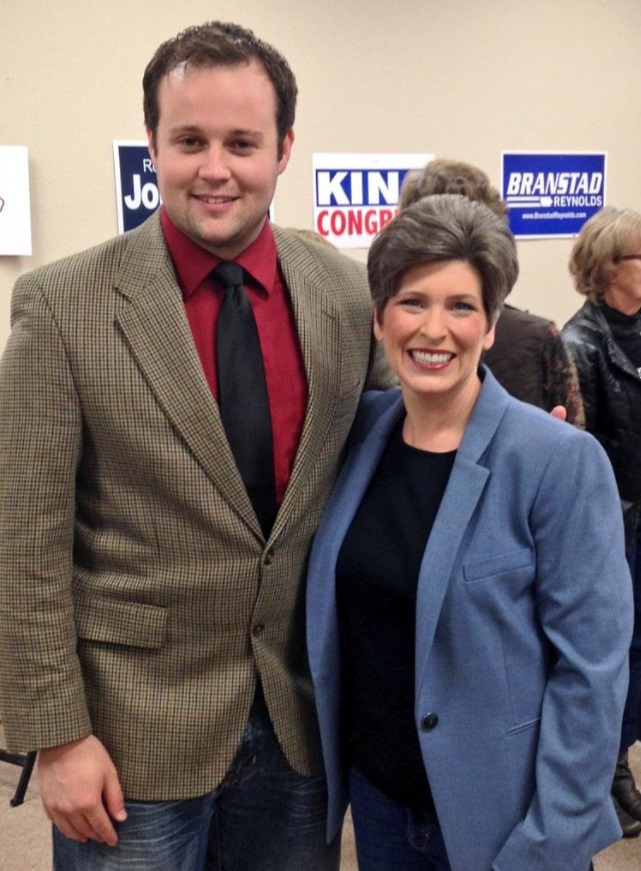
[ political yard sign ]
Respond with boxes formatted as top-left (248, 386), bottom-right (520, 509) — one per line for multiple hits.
top-left (113, 141), bottom-right (160, 234)
top-left (313, 153), bottom-right (433, 248)
top-left (502, 152), bottom-right (606, 239)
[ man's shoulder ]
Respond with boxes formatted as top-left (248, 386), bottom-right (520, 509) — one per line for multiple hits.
top-left (18, 214), bottom-right (164, 291)
top-left (273, 226), bottom-right (367, 285)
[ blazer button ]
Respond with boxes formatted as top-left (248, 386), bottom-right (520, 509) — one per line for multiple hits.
top-left (252, 623), bottom-right (265, 637)
top-left (264, 550), bottom-right (274, 565)
top-left (420, 712), bottom-right (439, 731)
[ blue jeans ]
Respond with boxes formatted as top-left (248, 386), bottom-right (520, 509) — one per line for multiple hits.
top-left (348, 766), bottom-right (451, 871)
top-left (52, 689), bottom-right (340, 870)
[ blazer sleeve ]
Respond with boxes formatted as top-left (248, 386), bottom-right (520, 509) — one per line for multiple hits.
top-left (0, 273), bottom-right (91, 752)
top-left (493, 427), bottom-right (632, 870)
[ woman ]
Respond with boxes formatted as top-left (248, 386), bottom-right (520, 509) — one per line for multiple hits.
top-left (562, 206), bottom-right (641, 835)
top-left (306, 195), bottom-right (632, 871)
top-left (399, 157), bottom-right (585, 426)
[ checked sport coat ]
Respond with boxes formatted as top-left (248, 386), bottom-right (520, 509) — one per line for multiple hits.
top-left (0, 212), bottom-right (391, 800)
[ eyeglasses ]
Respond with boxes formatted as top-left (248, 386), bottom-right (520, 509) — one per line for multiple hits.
top-left (614, 254), bottom-right (641, 262)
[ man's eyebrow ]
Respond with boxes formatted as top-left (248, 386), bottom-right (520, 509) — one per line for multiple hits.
top-left (166, 125), bottom-right (265, 141)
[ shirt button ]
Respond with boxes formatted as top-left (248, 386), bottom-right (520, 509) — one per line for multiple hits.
top-left (252, 623), bottom-right (265, 637)
top-left (420, 712), bottom-right (439, 731)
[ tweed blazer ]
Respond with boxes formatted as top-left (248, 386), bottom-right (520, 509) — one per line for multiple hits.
top-left (0, 212), bottom-right (391, 800)
top-left (307, 369), bottom-right (632, 871)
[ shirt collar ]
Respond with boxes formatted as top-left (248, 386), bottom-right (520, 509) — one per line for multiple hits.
top-left (160, 206), bottom-right (278, 300)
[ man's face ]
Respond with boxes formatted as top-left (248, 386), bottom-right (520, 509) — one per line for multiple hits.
top-left (147, 61), bottom-right (293, 259)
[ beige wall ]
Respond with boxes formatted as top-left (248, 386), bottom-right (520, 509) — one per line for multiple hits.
top-left (2, 0), bottom-right (640, 351)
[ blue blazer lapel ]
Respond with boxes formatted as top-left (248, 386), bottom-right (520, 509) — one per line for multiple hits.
top-left (415, 370), bottom-right (510, 692)
top-left (308, 390), bottom-right (404, 676)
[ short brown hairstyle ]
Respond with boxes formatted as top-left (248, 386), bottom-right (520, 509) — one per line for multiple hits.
top-left (368, 194), bottom-right (518, 322)
top-left (569, 206), bottom-right (641, 302)
top-left (143, 21), bottom-right (297, 156)
top-left (399, 158), bottom-right (508, 222)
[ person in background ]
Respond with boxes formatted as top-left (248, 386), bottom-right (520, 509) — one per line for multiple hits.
top-left (400, 158), bottom-right (585, 426)
top-left (0, 20), bottom-right (393, 871)
top-left (307, 194), bottom-right (631, 871)
top-left (562, 206), bottom-right (641, 839)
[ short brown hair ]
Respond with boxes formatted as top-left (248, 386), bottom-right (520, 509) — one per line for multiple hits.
top-left (143, 21), bottom-right (297, 156)
top-left (368, 194), bottom-right (518, 322)
top-left (399, 158), bottom-right (508, 222)
top-left (569, 206), bottom-right (641, 302)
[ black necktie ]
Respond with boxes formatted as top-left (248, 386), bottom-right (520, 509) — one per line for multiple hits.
top-left (214, 261), bottom-right (276, 537)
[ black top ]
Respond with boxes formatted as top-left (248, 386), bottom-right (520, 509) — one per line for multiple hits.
top-left (336, 417), bottom-right (455, 811)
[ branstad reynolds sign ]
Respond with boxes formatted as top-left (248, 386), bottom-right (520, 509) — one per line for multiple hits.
top-left (313, 153), bottom-right (433, 248)
top-left (502, 152), bottom-right (606, 239)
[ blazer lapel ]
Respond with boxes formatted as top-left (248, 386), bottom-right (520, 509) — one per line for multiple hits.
top-left (270, 231), bottom-right (351, 532)
top-left (309, 393), bottom-right (405, 674)
top-left (114, 216), bottom-right (259, 533)
top-left (415, 371), bottom-right (510, 692)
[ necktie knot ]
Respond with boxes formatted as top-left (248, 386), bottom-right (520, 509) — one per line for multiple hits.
top-left (213, 261), bottom-right (244, 291)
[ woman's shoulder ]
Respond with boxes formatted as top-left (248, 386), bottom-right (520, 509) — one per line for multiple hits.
top-left (498, 388), bottom-right (606, 463)
top-left (562, 302), bottom-right (606, 347)
top-left (349, 388), bottom-right (402, 445)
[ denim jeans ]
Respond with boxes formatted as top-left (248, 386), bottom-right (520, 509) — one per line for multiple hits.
top-left (52, 688), bottom-right (340, 870)
top-left (348, 766), bottom-right (451, 871)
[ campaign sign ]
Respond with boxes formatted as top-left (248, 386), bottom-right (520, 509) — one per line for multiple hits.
top-left (502, 152), bottom-right (606, 239)
top-left (0, 145), bottom-right (32, 255)
top-left (113, 141), bottom-right (160, 234)
top-left (313, 153), bottom-right (433, 248)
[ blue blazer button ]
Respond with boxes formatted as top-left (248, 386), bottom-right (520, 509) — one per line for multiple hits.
top-left (420, 712), bottom-right (439, 731)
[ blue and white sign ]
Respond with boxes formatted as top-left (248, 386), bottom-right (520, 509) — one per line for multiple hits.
top-left (313, 153), bottom-right (433, 248)
top-left (502, 152), bottom-right (606, 239)
top-left (113, 141), bottom-right (160, 234)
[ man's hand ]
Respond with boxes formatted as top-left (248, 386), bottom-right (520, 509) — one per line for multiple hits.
top-left (37, 735), bottom-right (127, 846)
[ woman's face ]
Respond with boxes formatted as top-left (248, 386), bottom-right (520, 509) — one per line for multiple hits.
top-left (605, 246), bottom-right (641, 314)
top-left (374, 260), bottom-right (495, 408)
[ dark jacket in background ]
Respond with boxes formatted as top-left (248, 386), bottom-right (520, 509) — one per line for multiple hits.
top-left (485, 305), bottom-right (585, 427)
top-left (562, 300), bottom-right (641, 552)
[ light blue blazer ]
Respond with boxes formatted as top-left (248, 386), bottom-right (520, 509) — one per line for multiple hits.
top-left (307, 368), bottom-right (632, 871)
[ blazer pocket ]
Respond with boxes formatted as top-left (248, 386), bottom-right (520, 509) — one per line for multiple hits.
top-left (74, 591), bottom-right (168, 649)
top-left (463, 548), bottom-right (534, 583)
top-left (505, 716), bottom-right (541, 736)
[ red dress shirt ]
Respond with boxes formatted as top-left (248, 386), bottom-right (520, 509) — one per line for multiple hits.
top-left (160, 207), bottom-right (308, 506)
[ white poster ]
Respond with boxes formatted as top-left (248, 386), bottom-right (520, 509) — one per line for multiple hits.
top-left (313, 153), bottom-right (433, 248)
top-left (0, 146), bottom-right (32, 255)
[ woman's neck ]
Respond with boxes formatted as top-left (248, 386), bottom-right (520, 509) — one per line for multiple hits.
top-left (401, 377), bottom-right (481, 453)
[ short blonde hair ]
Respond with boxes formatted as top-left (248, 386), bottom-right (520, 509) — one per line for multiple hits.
top-left (570, 206), bottom-right (641, 302)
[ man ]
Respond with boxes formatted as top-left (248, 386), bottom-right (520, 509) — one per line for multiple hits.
top-left (399, 158), bottom-right (585, 427)
top-left (0, 21), bottom-right (391, 870)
